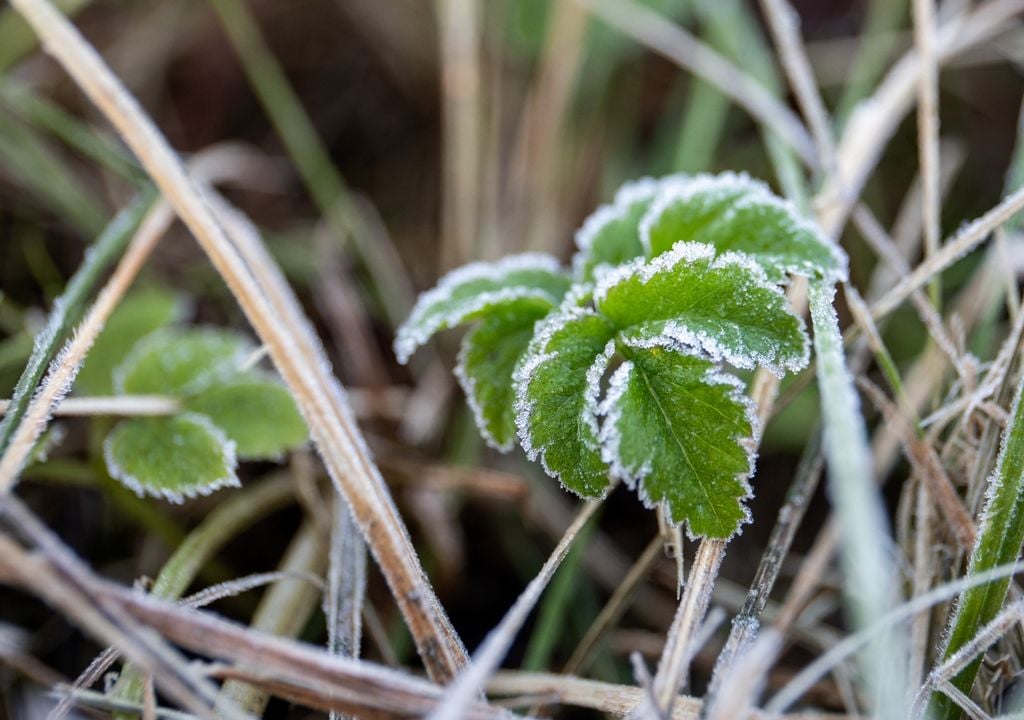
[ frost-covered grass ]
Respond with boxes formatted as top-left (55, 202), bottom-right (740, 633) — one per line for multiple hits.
top-left (1, 1), bottom-right (1024, 719)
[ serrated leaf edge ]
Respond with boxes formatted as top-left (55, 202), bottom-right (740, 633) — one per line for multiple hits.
top-left (598, 337), bottom-right (760, 541)
top-left (512, 307), bottom-right (616, 499)
top-left (454, 336), bottom-right (518, 452)
top-left (595, 241), bottom-right (810, 376)
top-left (112, 326), bottom-right (253, 396)
top-left (103, 411), bottom-right (240, 504)
top-left (394, 253), bottom-right (566, 364)
top-left (637, 170), bottom-right (849, 283)
top-left (572, 174), bottom-right (690, 281)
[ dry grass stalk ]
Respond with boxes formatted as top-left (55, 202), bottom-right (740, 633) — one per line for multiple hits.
top-left (758, 0), bottom-right (837, 168)
top-left (646, 537), bottom-right (727, 716)
top-left (912, 0), bottom-right (943, 272)
top-left (0, 199), bottom-right (173, 489)
top-left (0, 395), bottom-right (180, 417)
top-left (7, 0), bottom-right (467, 681)
top-left (427, 499), bottom-right (602, 720)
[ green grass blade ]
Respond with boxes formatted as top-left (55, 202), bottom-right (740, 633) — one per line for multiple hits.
top-left (0, 108), bottom-right (107, 234)
top-left (930, 367), bottom-right (1024, 718)
top-left (809, 280), bottom-right (908, 720)
top-left (0, 79), bottom-right (140, 182)
top-left (207, 0), bottom-right (414, 328)
top-left (0, 188), bottom-right (157, 455)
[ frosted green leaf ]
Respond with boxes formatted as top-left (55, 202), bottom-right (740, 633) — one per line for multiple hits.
top-left (186, 375), bottom-right (308, 460)
top-left (115, 327), bottom-right (253, 396)
top-left (75, 287), bottom-right (187, 395)
top-left (600, 342), bottom-right (756, 539)
top-left (104, 413), bottom-right (238, 503)
top-left (514, 308), bottom-right (616, 498)
top-left (641, 172), bottom-right (847, 283)
top-left (596, 242), bottom-right (808, 376)
top-left (455, 300), bottom-right (549, 451)
top-left (573, 176), bottom-right (687, 282)
top-left (394, 253), bottom-right (571, 364)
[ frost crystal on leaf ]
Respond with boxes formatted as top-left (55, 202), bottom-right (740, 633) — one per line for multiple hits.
top-left (393, 253), bottom-right (570, 364)
top-left (598, 342), bottom-right (757, 539)
top-left (639, 171), bottom-right (848, 284)
top-left (573, 174), bottom-right (690, 282)
top-left (513, 308), bottom-right (616, 498)
top-left (455, 300), bottom-right (549, 451)
top-left (595, 241), bottom-right (809, 376)
top-left (395, 170), bottom-right (832, 540)
top-left (104, 412), bottom-right (239, 504)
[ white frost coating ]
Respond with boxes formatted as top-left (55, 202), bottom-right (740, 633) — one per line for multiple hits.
top-left (394, 253), bottom-right (565, 364)
top-left (595, 241), bottom-right (809, 375)
top-left (103, 412), bottom-right (240, 504)
top-left (636, 171), bottom-right (849, 283)
top-left (454, 337), bottom-right (515, 452)
top-left (510, 307), bottom-right (615, 498)
top-left (583, 339), bottom-right (617, 442)
top-left (940, 366), bottom-right (1024, 657)
top-left (597, 340), bottom-right (758, 540)
top-left (511, 306), bottom-right (589, 463)
top-left (112, 327), bottom-right (252, 395)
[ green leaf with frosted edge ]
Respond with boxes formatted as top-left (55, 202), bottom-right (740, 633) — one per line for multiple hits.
top-left (573, 177), bottom-right (677, 282)
top-left (75, 287), bottom-right (187, 395)
top-left (115, 327), bottom-right (252, 396)
top-left (456, 301), bottom-right (549, 451)
top-left (514, 308), bottom-right (616, 498)
top-left (186, 375), bottom-right (308, 460)
top-left (642, 172), bottom-right (847, 283)
top-left (596, 242), bottom-right (808, 376)
top-left (104, 413), bottom-right (238, 503)
top-left (394, 253), bottom-right (571, 364)
top-left (600, 343), bottom-right (755, 538)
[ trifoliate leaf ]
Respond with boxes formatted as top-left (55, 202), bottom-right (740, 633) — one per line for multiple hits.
top-left (455, 300), bottom-right (549, 451)
top-left (394, 253), bottom-right (570, 364)
top-left (600, 342), bottom-right (756, 539)
top-left (641, 172), bottom-right (847, 283)
top-left (104, 413), bottom-right (238, 503)
top-left (514, 308), bottom-right (616, 498)
top-left (573, 176), bottom-right (687, 282)
top-left (75, 287), bottom-right (187, 395)
top-left (595, 242), bottom-right (808, 376)
top-left (186, 376), bottom-right (307, 460)
top-left (115, 327), bottom-right (253, 396)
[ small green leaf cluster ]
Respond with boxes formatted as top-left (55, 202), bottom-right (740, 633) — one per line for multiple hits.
top-left (77, 288), bottom-right (308, 503)
top-left (396, 172), bottom-right (846, 539)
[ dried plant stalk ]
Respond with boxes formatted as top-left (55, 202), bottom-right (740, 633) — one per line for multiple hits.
top-left (8, 0), bottom-right (466, 681)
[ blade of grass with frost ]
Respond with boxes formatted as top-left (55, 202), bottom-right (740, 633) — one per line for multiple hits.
top-left (929, 366), bottom-right (1024, 719)
top-left (109, 476), bottom-right (294, 710)
top-left (0, 188), bottom-right (156, 455)
top-left (809, 280), bottom-right (908, 719)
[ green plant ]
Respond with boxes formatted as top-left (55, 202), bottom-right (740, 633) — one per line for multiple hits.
top-left (396, 172), bottom-right (846, 538)
top-left (77, 290), bottom-right (308, 502)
